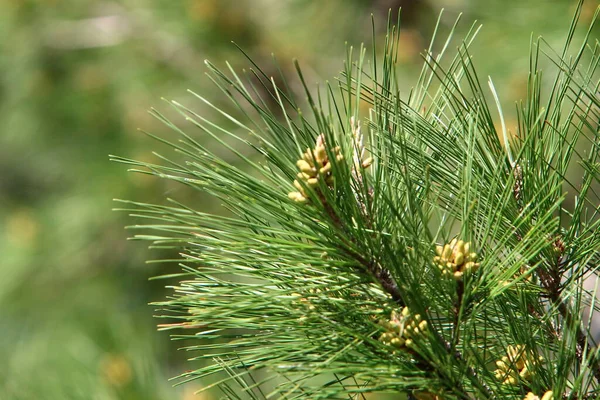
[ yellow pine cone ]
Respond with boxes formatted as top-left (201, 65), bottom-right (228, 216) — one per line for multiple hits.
top-left (524, 391), bottom-right (553, 400)
top-left (494, 345), bottom-right (543, 385)
top-left (288, 134), bottom-right (343, 203)
top-left (380, 307), bottom-right (428, 353)
top-left (433, 238), bottom-right (479, 280)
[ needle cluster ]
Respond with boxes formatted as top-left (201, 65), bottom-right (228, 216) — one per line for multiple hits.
top-left (114, 2), bottom-right (600, 399)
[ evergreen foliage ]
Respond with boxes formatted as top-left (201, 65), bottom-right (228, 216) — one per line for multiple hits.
top-left (114, 2), bottom-right (600, 398)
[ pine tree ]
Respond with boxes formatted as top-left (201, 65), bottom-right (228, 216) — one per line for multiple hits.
top-left (112, 2), bottom-right (600, 398)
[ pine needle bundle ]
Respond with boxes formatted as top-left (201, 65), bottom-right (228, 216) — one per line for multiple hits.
top-left (112, 2), bottom-right (600, 398)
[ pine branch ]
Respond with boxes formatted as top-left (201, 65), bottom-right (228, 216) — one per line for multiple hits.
top-left (114, 2), bottom-right (600, 399)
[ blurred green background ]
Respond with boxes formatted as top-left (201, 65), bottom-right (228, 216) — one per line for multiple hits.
top-left (0, 1), bottom-right (596, 399)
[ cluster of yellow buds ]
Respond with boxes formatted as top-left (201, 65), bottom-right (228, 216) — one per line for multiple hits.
top-left (379, 307), bottom-right (428, 351)
top-left (524, 391), bottom-right (553, 400)
top-left (350, 116), bottom-right (373, 173)
top-left (494, 345), bottom-right (542, 385)
top-left (433, 239), bottom-right (479, 280)
top-left (288, 134), bottom-right (344, 203)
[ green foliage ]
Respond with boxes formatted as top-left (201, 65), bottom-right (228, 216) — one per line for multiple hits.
top-left (0, 1), bottom-right (401, 398)
top-left (115, 2), bottom-right (600, 399)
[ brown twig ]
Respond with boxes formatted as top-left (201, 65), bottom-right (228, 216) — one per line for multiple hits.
top-left (538, 259), bottom-right (600, 384)
top-left (317, 190), bottom-right (491, 399)
top-left (453, 280), bottom-right (465, 348)
top-left (511, 166), bottom-right (600, 387)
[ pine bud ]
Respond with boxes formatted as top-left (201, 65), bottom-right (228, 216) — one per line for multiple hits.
top-left (433, 239), bottom-right (480, 280)
top-left (379, 307), bottom-right (428, 354)
top-left (524, 391), bottom-right (553, 400)
top-left (288, 134), bottom-right (343, 204)
top-left (494, 345), bottom-right (542, 385)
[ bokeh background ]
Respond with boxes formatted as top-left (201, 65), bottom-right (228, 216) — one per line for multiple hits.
top-left (1, 0), bottom-right (597, 399)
